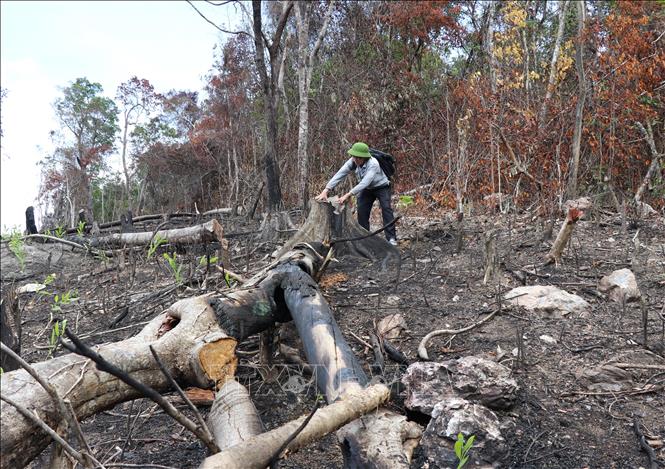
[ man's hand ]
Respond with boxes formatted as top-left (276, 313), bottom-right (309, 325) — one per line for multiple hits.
top-left (338, 192), bottom-right (352, 205)
top-left (315, 189), bottom-right (329, 202)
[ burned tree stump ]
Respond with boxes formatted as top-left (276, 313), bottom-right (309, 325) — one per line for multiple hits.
top-left (276, 198), bottom-right (398, 262)
top-left (25, 206), bottom-right (38, 235)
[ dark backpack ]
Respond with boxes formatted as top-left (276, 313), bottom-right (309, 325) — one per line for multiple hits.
top-left (351, 148), bottom-right (396, 180)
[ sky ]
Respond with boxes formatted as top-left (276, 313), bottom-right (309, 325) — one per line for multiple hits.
top-left (1, 1), bottom-right (242, 232)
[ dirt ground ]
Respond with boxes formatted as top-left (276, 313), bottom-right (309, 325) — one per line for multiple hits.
top-left (3, 204), bottom-right (664, 469)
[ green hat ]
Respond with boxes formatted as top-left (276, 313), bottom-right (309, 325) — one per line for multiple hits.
top-left (348, 142), bottom-right (371, 158)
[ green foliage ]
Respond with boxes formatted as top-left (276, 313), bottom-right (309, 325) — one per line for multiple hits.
top-left (7, 229), bottom-right (26, 271)
top-left (198, 255), bottom-right (219, 266)
top-left (54, 225), bottom-right (66, 238)
top-left (48, 319), bottom-right (67, 358)
top-left (397, 195), bottom-right (415, 209)
top-left (51, 290), bottom-right (79, 314)
top-left (163, 252), bottom-right (183, 284)
top-left (148, 234), bottom-right (167, 259)
top-left (76, 220), bottom-right (86, 236)
top-left (454, 433), bottom-right (476, 469)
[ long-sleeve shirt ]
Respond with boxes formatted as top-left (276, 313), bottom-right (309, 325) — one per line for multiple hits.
top-left (325, 157), bottom-right (389, 196)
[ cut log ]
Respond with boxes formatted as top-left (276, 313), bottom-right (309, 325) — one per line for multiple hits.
top-left (338, 409), bottom-right (423, 468)
top-left (0, 297), bottom-right (236, 467)
top-left (0, 243), bottom-right (328, 467)
top-left (90, 219), bottom-right (225, 248)
top-left (545, 208), bottom-right (583, 265)
top-left (199, 384), bottom-right (390, 469)
top-left (207, 380), bottom-right (263, 451)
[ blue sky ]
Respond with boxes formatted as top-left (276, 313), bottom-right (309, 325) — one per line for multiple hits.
top-left (1, 1), bottom-right (242, 231)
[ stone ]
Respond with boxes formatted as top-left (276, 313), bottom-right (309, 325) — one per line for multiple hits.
top-left (504, 285), bottom-right (590, 317)
top-left (539, 334), bottom-right (557, 345)
top-left (598, 268), bottom-right (641, 303)
top-left (402, 357), bottom-right (518, 415)
top-left (419, 398), bottom-right (507, 468)
top-left (376, 312), bottom-right (405, 339)
top-left (575, 365), bottom-right (633, 392)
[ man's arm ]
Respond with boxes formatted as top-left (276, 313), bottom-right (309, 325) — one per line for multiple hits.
top-left (316, 159), bottom-right (354, 202)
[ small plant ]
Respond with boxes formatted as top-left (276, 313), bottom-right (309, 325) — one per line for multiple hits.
top-left (454, 433), bottom-right (476, 469)
top-left (397, 195), bottom-right (414, 209)
top-left (48, 319), bottom-right (67, 358)
top-left (198, 255), bottom-right (219, 266)
top-left (76, 220), bottom-right (86, 236)
top-left (163, 252), bottom-right (183, 284)
top-left (54, 225), bottom-right (66, 238)
top-left (44, 273), bottom-right (57, 286)
top-left (7, 229), bottom-right (26, 271)
top-left (148, 234), bottom-right (167, 259)
top-left (51, 290), bottom-right (79, 314)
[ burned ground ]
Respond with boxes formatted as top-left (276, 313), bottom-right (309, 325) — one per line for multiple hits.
top-left (2, 207), bottom-right (664, 469)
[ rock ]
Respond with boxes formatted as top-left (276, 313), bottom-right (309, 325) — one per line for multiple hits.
top-left (402, 357), bottom-right (518, 415)
top-left (505, 285), bottom-right (590, 317)
top-left (539, 334), bottom-right (557, 345)
top-left (376, 313), bottom-right (405, 339)
top-left (598, 268), bottom-right (641, 303)
top-left (419, 398), bottom-right (507, 468)
top-left (575, 365), bottom-right (633, 392)
top-left (1, 243), bottom-right (66, 282)
top-left (635, 201), bottom-right (656, 218)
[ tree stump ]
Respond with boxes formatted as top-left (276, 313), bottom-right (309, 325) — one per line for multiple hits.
top-left (276, 198), bottom-right (398, 262)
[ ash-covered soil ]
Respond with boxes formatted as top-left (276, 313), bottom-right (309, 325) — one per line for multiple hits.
top-left (3, 207), bottom-right (664, 469)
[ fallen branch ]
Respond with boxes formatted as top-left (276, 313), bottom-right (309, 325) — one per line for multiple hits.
top-left (91, 219), bottom-right (225, 249)
top-left (199, 384), bottom-right (390, 469)
top-left (560, 384), bottom-right (663, 397)
top-left (418, 308), bottom-right (502, 360)
top-left (634, 417), bottom-right (659, 469)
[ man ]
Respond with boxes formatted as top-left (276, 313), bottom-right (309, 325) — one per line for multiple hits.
top-left (315, 141), bottom-right (397, 245)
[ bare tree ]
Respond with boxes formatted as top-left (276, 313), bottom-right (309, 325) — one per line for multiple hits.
top-left (294, 0), bottom-right (335, 208)
top-left (539, 0), bottom-right (570, 130)
top-left (252, 0), bottom-right (294, 212)
top-left (566, 0), bottom-right (586, 201)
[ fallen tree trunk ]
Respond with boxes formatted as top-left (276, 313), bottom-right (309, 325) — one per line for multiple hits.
top-left (200, 384), bottom-right (390, 469)
top-left (0, 240), bottom-right (329, 467)
top-left (3, 200), bottom-right (413, 468)
top-left (207, 380), bottom-right (263, 451)
top-left (90, 219), bottom-right (225, 248)
top-left (0, 297), bottom-right (238, 467)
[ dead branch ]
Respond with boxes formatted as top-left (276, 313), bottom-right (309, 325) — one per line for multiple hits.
top-left (418, 308), bottom-right (502, 360)
top-left (199, 384), bottom-right (390, 469)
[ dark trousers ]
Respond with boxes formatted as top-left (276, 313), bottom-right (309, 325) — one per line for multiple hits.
top-left (357, 185), bottom-right (396, 240)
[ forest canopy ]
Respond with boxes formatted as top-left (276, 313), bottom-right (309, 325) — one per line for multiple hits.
top-left (35, 0), bottom-right (664, 227)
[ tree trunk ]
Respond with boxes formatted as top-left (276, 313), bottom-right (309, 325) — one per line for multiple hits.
top-left (252, 0), bottom-right (293, 212)
top-left (207, 380), bottom-right (263, 451)
top-left (539, 0), bottom-right (569, 129)
top-left (200, 384), bottom-right (390, 469)
top-left (90, 219), bottom-right (225, 248)
top-left (566, 0), bottom-right (586, 200)
top-left (545, 207), bottom-right (583, 265)
top-left (294, 0), bottom-right (335, 209)
top-left (0, 297), bottom-right (238, 468)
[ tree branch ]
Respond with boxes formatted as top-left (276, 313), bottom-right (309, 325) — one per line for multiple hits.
top-left (186, 0), bottom-right (252, 38)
